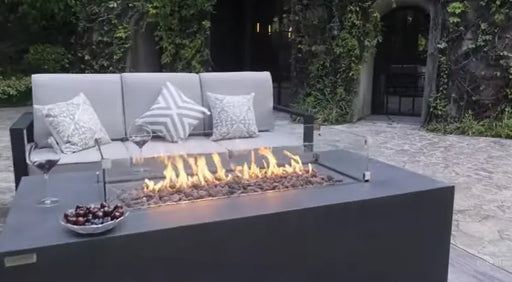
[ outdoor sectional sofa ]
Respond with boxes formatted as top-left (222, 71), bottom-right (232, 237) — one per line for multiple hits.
top-left (10, 72), bottom-right (314, 188)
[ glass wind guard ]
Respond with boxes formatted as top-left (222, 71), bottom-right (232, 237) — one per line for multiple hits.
top-left (96, 125), bottom-right (369, 209)
top-left (311, 126), bottom-right (370, 182)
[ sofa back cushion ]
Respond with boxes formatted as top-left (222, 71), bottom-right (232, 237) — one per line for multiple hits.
top-left (199, 71), bottom-right (274, 132)
top-left (121, 73), bottom-right (205, 134)
top-left (32, 74), bottom-right (125, 145)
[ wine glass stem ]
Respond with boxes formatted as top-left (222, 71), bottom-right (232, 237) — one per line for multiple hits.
top-left (139, 148), bottom-right (143, 170)
top-left (44, 173), bottom-right (49, 200)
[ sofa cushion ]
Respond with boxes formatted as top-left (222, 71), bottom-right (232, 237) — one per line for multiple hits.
top-left (123, 137), bottom-right (228, 158)
top-left (27, 144), bottom-right (100, 175)
top-left (28, 162), bottom-right (102, 176)
top-left (215, 131), bottom-right (302, 153)
top-left (99, 141), bottom-right (131, 160)
top-left (27, 141), bottom-right (130, 175)
top-left (199, 72), bottom-right (274, 132)
top-left (32, 74), bottom-right (124, 146)
top-left (121, 73), bottom-right (205, 134)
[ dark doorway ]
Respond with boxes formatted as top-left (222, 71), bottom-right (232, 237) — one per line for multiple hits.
top-left (372, 7), bottom-right (430, 116)
top-left (210, 0), bottom-right (292, 105)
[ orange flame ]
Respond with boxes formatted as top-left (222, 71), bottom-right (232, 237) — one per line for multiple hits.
top-left (143, 148), bottom-right (311, 193)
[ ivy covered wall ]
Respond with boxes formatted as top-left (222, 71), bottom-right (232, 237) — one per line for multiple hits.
top-left (136, 0), bottom-right (215, 72)
top-left (0, 0), bottom-right (214, 104)
top-left (289, 0), bottom-right (381, 124)
top-left (430, 0), bottom-right (512, 121)
top-left (0, 0), bottom-right (214, 74)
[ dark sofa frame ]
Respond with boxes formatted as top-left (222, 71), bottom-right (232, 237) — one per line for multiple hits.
top-left (9, 107), bottom-right (314, 189)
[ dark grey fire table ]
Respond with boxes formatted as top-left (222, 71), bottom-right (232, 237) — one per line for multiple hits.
top-left (0, 150), bottom-right (454, 282)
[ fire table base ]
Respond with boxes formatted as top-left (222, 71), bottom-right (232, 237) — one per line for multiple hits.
top-left (0, 150), bottom-right (454, 282)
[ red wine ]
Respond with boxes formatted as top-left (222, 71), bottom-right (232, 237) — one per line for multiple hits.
top-left (32, 159), bottom-right (60, 174)
top-left (130, 136), bottom-right (150, 149)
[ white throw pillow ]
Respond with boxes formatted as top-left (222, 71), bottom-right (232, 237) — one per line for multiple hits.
top-left (206, 92), bottom-right (259, 141)
top-left (136, 82), bottom-right (210, 142)
top-left (34, 93), bottom-right (111, 154)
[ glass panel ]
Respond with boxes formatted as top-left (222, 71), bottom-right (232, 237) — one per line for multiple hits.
top-left (311, 126), bottom-right (370, 182)
top-left (98, 124), bottom-right (370, 209)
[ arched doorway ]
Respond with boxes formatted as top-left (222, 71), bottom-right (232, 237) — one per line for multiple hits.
top-left (353, 0), bottom-right (440, 122)
top-left (372, 6), bottom-right (430, 116)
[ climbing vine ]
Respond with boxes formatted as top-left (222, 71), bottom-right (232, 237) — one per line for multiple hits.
top-left (290, 0), bottom-right (381, 124)
top-left (429, 0), bottom-right (512, 125)
top-left (72, 1), bottom-right (134, 73)
top-left (137, 0), bottom-right (215, 72)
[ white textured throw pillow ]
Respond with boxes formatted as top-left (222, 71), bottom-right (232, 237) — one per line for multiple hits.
top-left (206, 92), bottom-right (258, 141)
top-left (137, 82), bottom-right (210, 142)
top-left (34, 93), bottom-right (111, 154)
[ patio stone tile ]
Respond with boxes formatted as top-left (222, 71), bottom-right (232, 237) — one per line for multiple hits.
top-left (273, 112), bottom-right (512, 272)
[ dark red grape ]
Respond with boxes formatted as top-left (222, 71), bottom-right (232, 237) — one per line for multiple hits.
top-left (102, 208), bottom-right (112, 217)
top-left (66, 216), bottom-right (76, 224)
top-left (75, 217), bottom-right (86, 226)
top-left (64, 211), bottom-right (74, 219)
top-left (93, 211), bottom-right (104, 219)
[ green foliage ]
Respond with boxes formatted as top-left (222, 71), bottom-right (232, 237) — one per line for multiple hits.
top-left (427, 109), bottom-right (512, 139)
top-left (0, 0), bottom-right (133, 74)
top-left (429, 55), bottom-right (450, 121)
top-left (290, 0), bottom-right (381, 124)
top-left (24, 44), bottom-right (69, 73)
top-left (0, 76), bottom-right (31, 105)
top-left (447, 1), bottom-right (467, 26)
top-left (137, 0), bottom-right (215, 72)
top-left (72, 1), bottom-right (134, 73)
top-left (1, 0), bottom-right (215, 77)
top-left (427, 0), bottom-right (512, 139)
top-left (0, 0), bottom-right (76, 74)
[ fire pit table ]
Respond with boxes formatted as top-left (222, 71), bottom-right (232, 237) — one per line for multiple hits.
top-left (0, 148), bottom-right (454, 282)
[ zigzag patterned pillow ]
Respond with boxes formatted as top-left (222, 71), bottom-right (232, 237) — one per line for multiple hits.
top-left (136, 82), bottom-right (210, 142)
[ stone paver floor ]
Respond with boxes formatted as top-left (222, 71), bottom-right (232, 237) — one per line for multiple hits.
top-left (276, 113), bottom-right (512, 272)
top-left (1, 107), bottom-right (511, 272)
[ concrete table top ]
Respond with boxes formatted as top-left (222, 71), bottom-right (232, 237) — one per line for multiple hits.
top-left (0, 150), bottom-right (454, 282)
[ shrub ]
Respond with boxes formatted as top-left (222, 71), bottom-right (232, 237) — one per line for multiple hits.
top-left (0, 76), bottom-right (32, 105)
top-left (24, 44), bottom-right (69, 73)
top-left (427, 110), bottom-right (512, 139)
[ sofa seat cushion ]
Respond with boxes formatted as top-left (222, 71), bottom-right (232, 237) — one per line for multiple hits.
top-left (123, 137), bottom-right (228, 158)
top-left (27, 141), bottom-right (130, 175)
top-left (216, 131), bottom-right (303, 153)
top-left (27, 145), bottom-right (100, 175)
top-left (99, 141), bottom-right (131, 160)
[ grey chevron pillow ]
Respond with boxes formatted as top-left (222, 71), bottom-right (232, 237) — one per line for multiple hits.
top-left (136, 82), bottom-right (210, 142)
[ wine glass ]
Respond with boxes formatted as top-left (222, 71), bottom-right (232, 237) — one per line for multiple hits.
top-left (27, 143), bottom-right (61, 207)
top-left (128, 122), bottom-right (152, 173)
